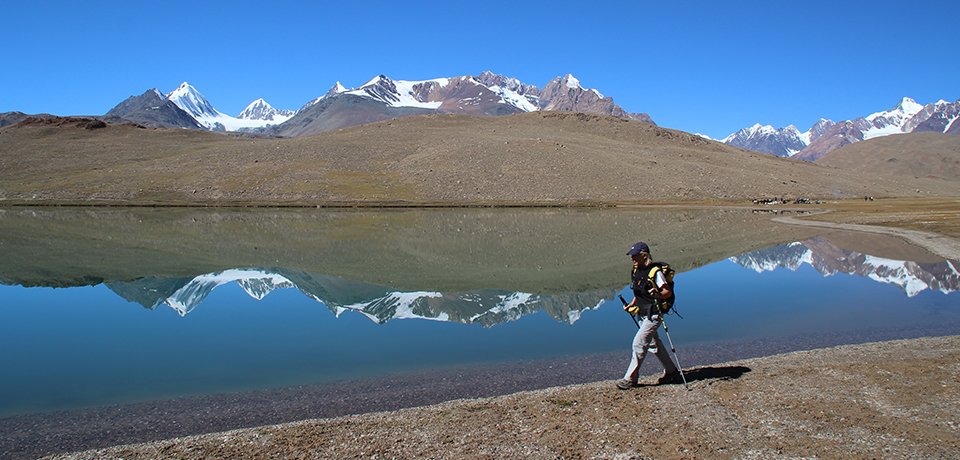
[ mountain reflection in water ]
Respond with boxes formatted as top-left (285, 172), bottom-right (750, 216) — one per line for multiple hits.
top-left (3, 207), bottom-right (960, 419)
top-left (0, 206), bottom-right (817, 328)
top-left (98, 235), bottom-right (960, 327)
top-left (106, 268), bottom-right (595, 327)
top-left (731, 237), bottom-right (960, 297)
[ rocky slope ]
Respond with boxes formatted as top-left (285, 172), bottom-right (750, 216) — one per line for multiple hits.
top-left (816, 131), bottom-right (960, 180)
top-left (0, 111), bottom-right (39, 128)
top-left (104, 89), bottom-right (204, 129)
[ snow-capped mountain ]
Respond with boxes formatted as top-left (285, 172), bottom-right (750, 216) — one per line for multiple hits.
top-left (166, 82), bottom-right (292, 131)
top-left (276, 71), bottom-right (654, 137)
top-left (299, 82), bottom-right (349, 111)
top-left (107, 72), bottom-right (652, 136)
top-left (730, 238), bottom-right (960, 297)
top-left (237, 98), bottom-right (295, 122)
top-left (297, 73), bottom-right (543, 114)
top-left (722, 123), bottom-right (810, 157)
top-left (345, 75), bottom-right (446, 109)
top-left (910, 99), bottom-right (960, 134)
top-left (539, 74), bottom-right (645, 121)
top-left (335, 72), bottom-right (627, 114)
top-left (166, 82), bottom-right (222, 124)
top-left (474, 70), bottom-right (540, 112)
top-left (724, 97), bottom-right (960, 160)
top-left (104, 88), bottom-right (204, 129)
top-left (862, 97), bottom-right (925, 140)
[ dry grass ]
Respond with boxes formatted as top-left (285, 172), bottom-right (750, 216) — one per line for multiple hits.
top-left (809, 197), bottom-right (960, 238)
top-left (817, 132), bottom-right (960, 180)
top-left (2, 113), bottom-right (958, 206)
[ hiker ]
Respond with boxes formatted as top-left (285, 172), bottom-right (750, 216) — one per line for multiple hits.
top-left (616, 241), bottom-right (682, 389)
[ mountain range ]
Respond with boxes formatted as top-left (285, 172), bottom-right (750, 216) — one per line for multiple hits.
top-left (104, 84), bottom-right (294, 131)
top-left (100, 71), bottom-right (653, 136)
top-left (721, 97), bottom-right (960, 161)
top-left (7, 70), bottom-right (957, 164)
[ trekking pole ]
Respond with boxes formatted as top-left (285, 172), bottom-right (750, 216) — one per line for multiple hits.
top-left (659, 314), bottom-right (690, 390)
top-left (619, 294), bottom-right (641, 329)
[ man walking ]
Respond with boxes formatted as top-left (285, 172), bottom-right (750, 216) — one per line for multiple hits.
top-left (616, 241), bottom-right (682, 389)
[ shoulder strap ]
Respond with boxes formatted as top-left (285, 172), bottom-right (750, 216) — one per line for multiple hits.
top-left (647, 265), bottom-right (660, 278)
top-left (647, 265), bottom-right (665, 286)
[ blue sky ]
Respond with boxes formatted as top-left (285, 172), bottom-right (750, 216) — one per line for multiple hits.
top-left (2, 0), bottom-right (957, 139)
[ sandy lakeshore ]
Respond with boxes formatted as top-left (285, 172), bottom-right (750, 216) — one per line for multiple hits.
top-left (45, 335), bottom-right (960, 459)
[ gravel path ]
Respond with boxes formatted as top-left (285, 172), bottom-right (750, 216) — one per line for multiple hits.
top-left (5, 323), bottom-right (958, 460)
top-left (44, 334), bottom-right (960, 460)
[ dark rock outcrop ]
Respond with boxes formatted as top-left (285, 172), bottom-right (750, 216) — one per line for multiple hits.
top-left (105, 89), bottom-right (203, 129)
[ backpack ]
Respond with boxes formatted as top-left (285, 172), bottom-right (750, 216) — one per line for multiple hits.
top-left (649, 262), bottom-right (676, 313)
top-left (632, 261), bottom-right (676, 314)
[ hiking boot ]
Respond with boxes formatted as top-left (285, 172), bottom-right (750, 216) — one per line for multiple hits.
top-left (615, 379), bottom-right (638, 390)
top-left (656, 371), bottom-right (682, 385)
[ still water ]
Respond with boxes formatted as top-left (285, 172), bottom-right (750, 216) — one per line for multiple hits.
top-left (2, 207), bottom-right (960, 417)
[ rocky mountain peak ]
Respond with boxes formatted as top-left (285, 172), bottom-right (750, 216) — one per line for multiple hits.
top-left (474, 71), bottom-right (537, 95)
top-left (325, 82), bottom-right (348, 97)
top-left (103, 88), bottom-right (203, 129)
top-left (166, 82), bottom-right (221, 121)
top-left (298, 82), bottom-right (351, 112)
top-left (806, 118), bottom-right (835, 143)
top-left (238, 98), bottom-right (293, 121)
top-left (561, 73), bottom-right (582, 89)
top-left (909, 98), bottom-right (960, 135)
top-left (540, 74), bottom-right (619, 116)
top-left (894, 96), bottom-right (923, 113)
top-left (810, 118), bottom-right (834, 130)
top-left (723, 123), bottom-right (807, 157)
top-left (477, 70), bottom-right (500, 81)
top-left (355, 75), bottom-right (403, 106)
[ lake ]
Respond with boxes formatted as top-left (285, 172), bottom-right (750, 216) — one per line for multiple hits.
top-left (2, 206), bottom-right (959, 457)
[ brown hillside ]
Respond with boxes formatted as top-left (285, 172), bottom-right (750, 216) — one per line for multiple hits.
top-left (816, 132), bottom-right (960, 180)
top-left (1, 112), bottom-right (956, 205)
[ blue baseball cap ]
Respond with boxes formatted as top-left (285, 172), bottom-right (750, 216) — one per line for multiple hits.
top-left (627, 242), bottom-right (650, 256)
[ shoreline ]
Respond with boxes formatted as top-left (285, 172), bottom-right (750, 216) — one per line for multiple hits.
top-left (0, 199), bottom-right (781, 208)
top-left (773, 214), bottom-right (960, 260)
top-left (42, 332), bottom-right (960, 459)
top-left (6, 324), bottom-right (960, 460)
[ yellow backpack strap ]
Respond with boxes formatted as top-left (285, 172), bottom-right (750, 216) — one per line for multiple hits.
top-left (647, 265), bottom-right (661, 284)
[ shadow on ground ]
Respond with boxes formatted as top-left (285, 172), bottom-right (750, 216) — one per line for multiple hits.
top-left (671, 365), bottom-right (752, 386)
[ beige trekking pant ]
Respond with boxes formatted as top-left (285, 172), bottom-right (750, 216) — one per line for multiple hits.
top-left (623, 314), bottom-right (678, 382)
